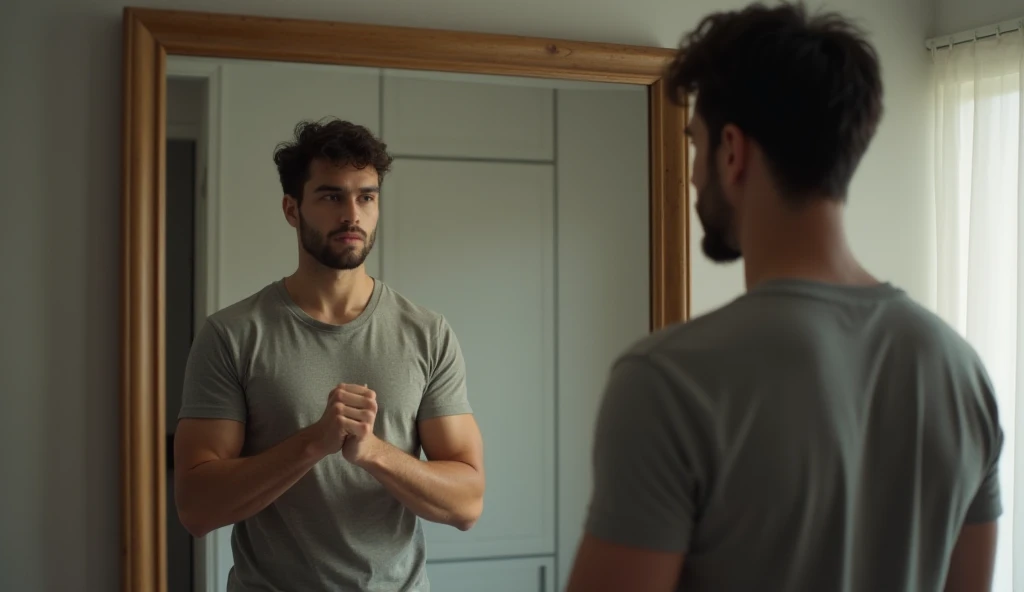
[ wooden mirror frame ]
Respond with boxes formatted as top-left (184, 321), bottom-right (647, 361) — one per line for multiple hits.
top-left (121, 7), bottom-right (690, 592)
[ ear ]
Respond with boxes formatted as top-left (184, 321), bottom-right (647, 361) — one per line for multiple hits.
top-left (282, 195), bottom-right (299, 229)
top-left (717, 123), bottom-right (749, 192)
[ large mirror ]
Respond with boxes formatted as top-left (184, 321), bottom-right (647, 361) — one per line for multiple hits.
top-left (122, 8), bottom-right (689, 592)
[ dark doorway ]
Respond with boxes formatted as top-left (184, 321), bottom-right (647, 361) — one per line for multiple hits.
top-left (166, 138), bottom-right (197, 592)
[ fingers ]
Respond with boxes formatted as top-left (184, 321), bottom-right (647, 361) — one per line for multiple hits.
top-left (336, 383), bottom-right (376, 399)
top-left (339, 405), bottom-right (375, 424)
top-left (326, 384), bottom-right (377, 438)
top-left (340, 416), bottom-right (372, 437)
top-left (331, 388), bottom-right (378, 411)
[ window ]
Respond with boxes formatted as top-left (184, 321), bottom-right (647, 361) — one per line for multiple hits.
top-left (933, 32), bottom-right (1023, 591)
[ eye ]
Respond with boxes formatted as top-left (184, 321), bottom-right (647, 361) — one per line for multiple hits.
top-left (360, 194), bottom-right (376, 203)
top-left (323, 194), bottom-right (341, 202)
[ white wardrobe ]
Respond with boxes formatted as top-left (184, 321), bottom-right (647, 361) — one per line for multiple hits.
top-left (168, 57), bottom-right (650, 592)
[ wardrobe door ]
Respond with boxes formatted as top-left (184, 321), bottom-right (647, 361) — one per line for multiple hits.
top-left (382, 158), bottom-right (556, 560)
top-left (426, 557), bottom-right (555, 592)
top-left (382, 69), bottom-right (554, 161)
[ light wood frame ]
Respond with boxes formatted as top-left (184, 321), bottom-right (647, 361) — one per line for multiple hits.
top-left (121, 7), bottom-right (690, 592)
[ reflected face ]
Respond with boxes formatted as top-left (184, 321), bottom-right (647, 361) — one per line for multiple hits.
top-left (288, 159), bottom-right (380, 270)
top-left (689, 114), bottom-right (741, 263)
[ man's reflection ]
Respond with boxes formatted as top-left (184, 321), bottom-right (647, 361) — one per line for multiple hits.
top-left (173, 118), bottom-right (485, 592)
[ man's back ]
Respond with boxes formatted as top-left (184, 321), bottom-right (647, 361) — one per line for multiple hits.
top-left (584, 279), bottom-right (1002, 591)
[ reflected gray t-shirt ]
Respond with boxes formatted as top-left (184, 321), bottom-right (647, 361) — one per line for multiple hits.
top-left (179, 278), bottom-right (472, 592)
top-left (586, 279), bottom-right (1002, 592)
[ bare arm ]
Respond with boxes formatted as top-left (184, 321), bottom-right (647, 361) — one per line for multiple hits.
top-left (173, 418), bottom-right (331, 538)
top-left (335, 383), bottom-right (484, 530)
top-left (356, 413), bottom-right (485, 530)
top-left (944, 521), bottom-right (998, 592)
top-left (567, 534), bottom-right (685, 592)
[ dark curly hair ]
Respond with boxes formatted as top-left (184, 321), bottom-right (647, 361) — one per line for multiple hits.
top-left (665, 2), bottom-right (883, 202)
top-left (273, 118), bottom-right (393, 204)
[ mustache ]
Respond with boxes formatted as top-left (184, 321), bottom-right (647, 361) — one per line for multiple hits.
top-left (327, 225), bottom-right (367, 239)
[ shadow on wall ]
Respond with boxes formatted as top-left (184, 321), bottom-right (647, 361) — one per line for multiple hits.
top-left (38, 12), bottom-right (122, 592)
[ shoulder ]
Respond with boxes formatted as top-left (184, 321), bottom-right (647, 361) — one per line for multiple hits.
top-left (616, 296), bottom-right (753, 376)
top-left (599, 302), bottom-right (749, 422)
top-left (611, 286), bottom-right (987, 390)
top-left (851, 293), bottom-right (993, 388)
top-left (203, 283), bottom-right (282, 342)
top-left (375, 282), bottom-right (466, 377)
top-left (878, 296), bottom-right (980, 359)
top-left (376, 281), bottom-right (450, 333)
top-left (877, 296), bottom-right (1004, 460)
top-left (890, 300), bottom-right (1000, 412)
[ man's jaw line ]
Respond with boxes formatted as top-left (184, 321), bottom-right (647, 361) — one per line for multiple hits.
top-left (296, 248), bottom-right (368, 278)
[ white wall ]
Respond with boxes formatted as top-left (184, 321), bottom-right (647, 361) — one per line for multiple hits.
top-left (932, 0), bottom-right (1022, 36)
top-left (0, 0), bottom-right (935, 589)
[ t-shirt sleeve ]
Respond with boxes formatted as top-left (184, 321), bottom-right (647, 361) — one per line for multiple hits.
top-left (584, 354), bottom-right (708, 553)
top-left (177, 319), bottom-right (247, 424)
top-left (965, 457), bottom-right (1002, 523)
top-left (964, 365), bottom-right (1004, 524)
top-left (418, 316), bottom-right (472, 420)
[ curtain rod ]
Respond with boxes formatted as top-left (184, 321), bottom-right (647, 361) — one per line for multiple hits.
top-left (925, 16), bottom-right (1024, 50)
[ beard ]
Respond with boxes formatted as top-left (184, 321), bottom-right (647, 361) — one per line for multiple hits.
top-left (298, 213), bottom-right (376, 270)
top-left (696, 161), bottom-right (742, 263)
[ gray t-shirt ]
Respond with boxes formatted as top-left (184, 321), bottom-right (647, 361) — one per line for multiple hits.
top-left (179, 278), bottom-right (472, 592)
top-left (586, 279), bottom-right (1002, 592)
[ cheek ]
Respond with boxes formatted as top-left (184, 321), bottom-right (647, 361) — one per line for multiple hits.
top-left (305, 209), bottom-right (336, 232)
top-left (362, 204), bottom-right (380, 227)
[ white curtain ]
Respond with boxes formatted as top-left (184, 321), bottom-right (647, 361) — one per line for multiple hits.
top-left (933, 27), bottom-right (1024, 591)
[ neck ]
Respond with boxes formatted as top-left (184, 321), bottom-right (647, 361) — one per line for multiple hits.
top-left (741, 199), bottom-right (877, 291)
top-left (284, 257), bottom-right (375, 325)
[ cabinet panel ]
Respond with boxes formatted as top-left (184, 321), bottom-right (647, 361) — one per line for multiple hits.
top-left (383, 159), bottom-right (556, 559)
top-left (383, 70), bottom-right (554, 161)
top-left (427, 557), bottom-right (554, 592)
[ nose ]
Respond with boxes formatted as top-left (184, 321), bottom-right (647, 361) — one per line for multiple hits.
top-left (338, 197), bottom-right (360, 224)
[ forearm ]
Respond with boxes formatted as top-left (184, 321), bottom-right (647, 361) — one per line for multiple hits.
top-left (359, 440), bottom-right (484, 530)
top-left (944, 521), bottom-right (997, 592)
top-left (176, 426), bottom-right (326, 537)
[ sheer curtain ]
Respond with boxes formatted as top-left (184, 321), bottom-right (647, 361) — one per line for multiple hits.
top-left (932, 27), bottom-right (1024, 591)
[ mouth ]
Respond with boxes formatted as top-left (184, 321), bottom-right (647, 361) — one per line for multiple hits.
top-left (332, 233), bottom-right (364, 243)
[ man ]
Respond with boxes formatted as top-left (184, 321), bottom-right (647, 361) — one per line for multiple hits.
top-left (567, 4), bottom-right (1002, 592)
top-left (174, 118), bottom-right (485, 591)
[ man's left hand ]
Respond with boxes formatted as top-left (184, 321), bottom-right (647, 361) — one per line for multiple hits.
top-left (332, 383), bottom-right (383, 465)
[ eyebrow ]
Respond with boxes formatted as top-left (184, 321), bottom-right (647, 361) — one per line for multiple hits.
top-left (313, 185), bottom-right (380, 194)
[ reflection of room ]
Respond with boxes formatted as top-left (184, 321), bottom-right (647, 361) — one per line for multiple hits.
top-left (165, 75), bottom-right (205, 592)
top-left (165, 57), bottom-right (651, 592)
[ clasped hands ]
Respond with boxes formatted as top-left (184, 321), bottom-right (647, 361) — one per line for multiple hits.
top-left (314, 383), bottom-right (382, 465)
